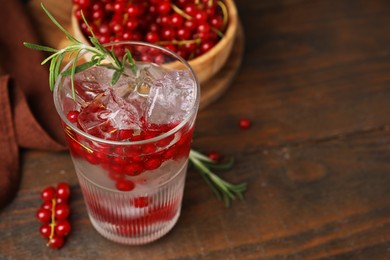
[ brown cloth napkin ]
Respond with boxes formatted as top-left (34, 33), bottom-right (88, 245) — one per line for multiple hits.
top-left (0, 0), bottom-right (67, 209)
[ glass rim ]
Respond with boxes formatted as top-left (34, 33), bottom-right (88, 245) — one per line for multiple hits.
top-left (53, 41), bottom-right (200, 146)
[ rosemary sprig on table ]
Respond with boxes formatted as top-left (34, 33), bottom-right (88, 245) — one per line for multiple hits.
top-left (23, 3), bottom-right (247, 207)
top-left (189, 150), bottom-right (247, 207)
top-left (23, 3), bottom-right (136, 99)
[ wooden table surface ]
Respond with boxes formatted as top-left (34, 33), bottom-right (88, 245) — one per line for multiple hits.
top-left (1, 0), bottom-right (390, 259)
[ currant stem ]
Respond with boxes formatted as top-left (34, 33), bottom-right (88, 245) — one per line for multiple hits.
top-left (211, 27), bottom-right (224, 38)
top-left (217, 0), bottom-right (229, 28)
top-left (47, 198), bottom-right (57, 246)
top-left (171, 3), bottom-right (193, 20)
top-left (157, 38), bottom-right (202, 46)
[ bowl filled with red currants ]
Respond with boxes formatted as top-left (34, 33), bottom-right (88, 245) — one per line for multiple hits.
top-left (71, 0), bottom-right (238, 84)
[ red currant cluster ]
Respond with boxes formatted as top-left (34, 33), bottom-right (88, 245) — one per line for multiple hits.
top-left (72, 0), bottom-right (228, 60)
top-left (65, 110), bottom-right (194, 192)
top-left (36, 183), bottom-right (71, 249)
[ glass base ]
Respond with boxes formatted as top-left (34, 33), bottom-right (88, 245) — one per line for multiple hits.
top-left (89, 209), bottom-right (181, 245)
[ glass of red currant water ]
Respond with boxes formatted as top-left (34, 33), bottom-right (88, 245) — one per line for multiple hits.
top-left (53, 41), bottom-right (199, 245)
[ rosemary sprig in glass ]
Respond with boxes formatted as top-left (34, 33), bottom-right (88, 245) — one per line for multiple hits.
top-left (23, 3), bottom-right (247, 207)
top-left (23, 3), bottom-right (136, 99)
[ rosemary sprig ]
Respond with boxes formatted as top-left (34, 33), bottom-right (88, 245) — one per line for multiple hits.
top-left (23, 3), bottom-right (136, 99)
top-left (189, 150), bottom-right (247, 207)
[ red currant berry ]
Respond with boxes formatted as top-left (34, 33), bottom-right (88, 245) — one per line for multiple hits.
top-left (183, 42), bottom-right (197, 53)
top-left (112, 23), bottom-right (124, 34)
top-left (55, 204), bottom-right (70, 220)
top-left (157, 1), bottom-right (171, 14)
top-left (98, 23), bottom-right (110, 36)
top-left (142, 144), bottom-right (157, 154)
top-left (116, 180), bottom-right (135, 191)
top-left (176, 28), bottom-right (191, 40)
top-left (109, 171), bottom-right (125, 181)
top-left (118, 129), bottom-right (133, 140)
top-left (176, 48), bottom-right (189, 59)
top-left (36, 208), bottom-right (51, 222)
top-left (164, 44), bottom-right (177, 53)
top-left (56, 182), bottom-right (71, 200)
top-left (197, 22), bottom-right (211, 34)
top-left (239, 118), bottom-right (251, 129)
top-left (205, 6), bottom-right (216, 16)
top-left (148, 23), bottom-right (159, 33)
top-left (85, 152), bottom-right (99, 165)
top-left (91, 2), bottom-right (103, 11)
top-left (131, 31), bottom-right (143, 41)
top-left (208, 151), bottom-right (221, 162)
top-left (55, 220), bottom-right (71, 236)
top-left (184, 19), bottom-right (196, 31)
top-left (170, 13), bottom-right (184, 27)
top-left (48, 236), bottom-right (65, 249)
top-left (141, 53), bottom-right (152, 62)
top-left (41, 200), bottom-right (53, 211)
top-left (161, 27), bottom-right (175, 40)
top-left (113, 2), bottom-right (125, 12)
top-left (126, 4), bottom-right (140, 16)
top-left (145, 31), bottom-right (160, 43)
top-left (39, 223), bottom-right (51, 238)
top-left (194, 10), bottom-right (207, 22)
top-left (157, 14), bottom-right (170, 27)
top-left (210, 16), bottom-right (224, 30)
top-left (200, 41), bottom-right (215, 54)
top-left (125, 18), bottom-right (139, 30)
top-left (92, 10), bottom-right (104, 20)
top-left (105, 2), bottom-right (114, 12)
top-left (66, 111), bottom-right (80, 123)
top-left (56, 197), bottom-right (68, 205)
top-left (77, 0), bottom-right (91, 9)
top-left (41, 186), bottom-right (56, 201)
top-left (176, 0), bottom-right (188, 7)
top-left (162, 146), bottom-right (177, 160)
top-left (184, 4), bottom-right (197, 16)
top-left (98, 35), bottom-right (110, 44)
top-left (133, 196), bottom-right (149, 208)
top-left (144, 158), bottom-right (162, 170)
top-left (124, 163), bottom-right (144, 176)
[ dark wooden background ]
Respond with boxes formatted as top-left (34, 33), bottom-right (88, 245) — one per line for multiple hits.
top-left (1, 0), bottom-right (390, 259)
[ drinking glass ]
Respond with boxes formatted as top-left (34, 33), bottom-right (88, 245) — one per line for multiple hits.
top-left (53, 41), bottom-right (200, 245)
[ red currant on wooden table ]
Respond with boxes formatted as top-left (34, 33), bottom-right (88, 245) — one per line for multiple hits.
top-left (207, 151), bottom-right (221, 162)
top-left (72, 0), bottom-right (229, 61)
top-left (239, 118), bottom-right (251, 129)
top-left (36, 182), bottom-right (72, 249)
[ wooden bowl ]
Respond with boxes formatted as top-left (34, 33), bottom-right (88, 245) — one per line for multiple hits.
top-left (71, 0), bottom-right (238, 84)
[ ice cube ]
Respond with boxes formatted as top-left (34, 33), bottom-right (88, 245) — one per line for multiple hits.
top-left (77, 93), bottom-right (116, 139)
top-left (106, 96), bottom-right (143, 131)
top-left (146, 70), bottom-right (196, 125)
top-left (77, 66), bottom-right (150, 136)
top-left (108, 78), bottom-right (147, 130)
top-left (74, 64), bottom-right (195, 140)
top-left (72, 66), bottom-right (114, 104)
top-left (132, 64), bottom-right (166, 96)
